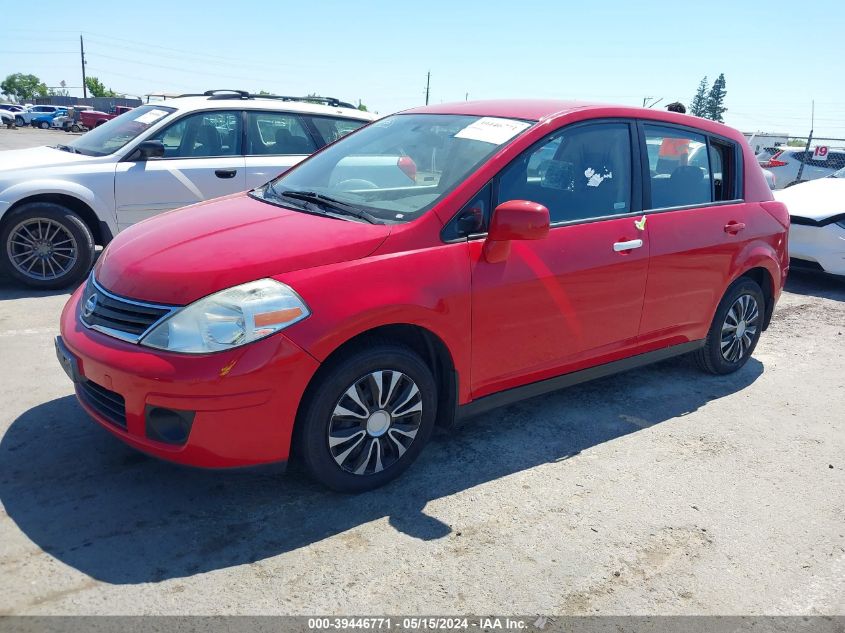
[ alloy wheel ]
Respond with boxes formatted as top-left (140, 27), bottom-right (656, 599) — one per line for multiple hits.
top-left (720, 294), bottom-right (759, 363)
top-left (328, 370), bottom-right (423, 476)
top-left (6, 217), bottom-right (78, 281)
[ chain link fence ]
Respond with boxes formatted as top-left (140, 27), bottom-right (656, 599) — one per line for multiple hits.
top-left (746, 132), bottom-right (845, 189)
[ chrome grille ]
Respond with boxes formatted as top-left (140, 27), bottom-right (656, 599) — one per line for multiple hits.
top-left (79, 276), bottom-right (176, 343)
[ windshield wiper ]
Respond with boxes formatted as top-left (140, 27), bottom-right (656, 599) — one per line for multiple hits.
top-left (54, 144), bottom-right (78, 154)
top-left (279, 190), bottom-right (378, 224)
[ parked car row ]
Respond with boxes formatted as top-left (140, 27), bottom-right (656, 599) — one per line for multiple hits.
top-left (0, 103), bottom-right (136, 132)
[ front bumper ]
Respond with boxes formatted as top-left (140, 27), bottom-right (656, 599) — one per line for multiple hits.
top-left (59, 286), bottom-right (321, 468)
top-left (789, 223), bottom-right (845, 276)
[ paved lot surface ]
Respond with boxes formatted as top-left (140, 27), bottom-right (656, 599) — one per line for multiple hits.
top-left (0, 126), bottom-right (79, 150)
top-left (0, 130), bottom-right (843, 615)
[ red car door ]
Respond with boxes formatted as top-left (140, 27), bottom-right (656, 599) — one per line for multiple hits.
top-left (469, 121), bottom-right (650, 399)
top-left (637, 124), bottom-right (755, 345)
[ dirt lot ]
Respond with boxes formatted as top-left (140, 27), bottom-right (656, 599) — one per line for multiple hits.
top-left (0, 128), bottom-right (843, 615)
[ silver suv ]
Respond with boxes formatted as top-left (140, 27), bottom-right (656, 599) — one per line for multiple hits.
top-left (761, 146), bottom-right (845, 189)
top-left (0, 91), bottom-right (376, 288)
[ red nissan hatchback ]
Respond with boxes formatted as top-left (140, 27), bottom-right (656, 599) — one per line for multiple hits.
top-left (57, 101), bottom-right (789, 491)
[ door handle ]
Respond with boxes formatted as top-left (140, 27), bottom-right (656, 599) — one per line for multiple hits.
top-left (724, 221), bottom-right (746, 234)
top-left (613, 239), bottom-right (644, 252)
top-left (215, 169), bottom-right (237, 179)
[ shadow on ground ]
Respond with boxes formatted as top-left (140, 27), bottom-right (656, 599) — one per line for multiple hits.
top-left (0, 274), bottom-right (77, 302)
top-left (785, 270), bottom-right (845, 301)
top-left (0, 355), bottom-right (762, 585)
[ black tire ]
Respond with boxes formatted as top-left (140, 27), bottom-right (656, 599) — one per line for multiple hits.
top-left (297, 343), bottom-right (438, 492)
top-left (71, 124), bottom-right (81, 133)
top-left (693, 277), bottom-right (765, 375)
top-left (14, 116), bottom-right (24, 127)
top-left (1, 202), bottom-right (95, 289)
top-left (39, 121), bottom-right (50, 129)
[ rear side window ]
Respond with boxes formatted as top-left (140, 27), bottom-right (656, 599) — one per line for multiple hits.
top-left (644, 125), bottom-right (711, 209)
top-left (246, 111), bottom-right (317, 155)
top-left (497, 123), bottom-right (633, 223)
top-left (307, 116), bottom-right (367, 146)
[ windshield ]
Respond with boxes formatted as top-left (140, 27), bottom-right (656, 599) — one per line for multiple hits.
top-left (260, 114), bottom-right (533, 223)
top-left (68, 105), bottom-right (175, 157)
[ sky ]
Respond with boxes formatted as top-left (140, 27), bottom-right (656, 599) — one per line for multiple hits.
top-left (2, 0), bottom-right (844, 138)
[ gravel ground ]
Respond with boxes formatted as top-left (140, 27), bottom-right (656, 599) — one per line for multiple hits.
top-left (0, 129), bottom-right (843, 615)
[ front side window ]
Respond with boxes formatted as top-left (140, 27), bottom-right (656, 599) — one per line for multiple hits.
top-left (644, 125), bottom-right (710, 209)
top-left (497, 123), bottom-right (633, 223)
top-left (150, 111), bottom-right (241, 158)
top-left (260, 114), bottom-right (532, 224)
top-left (68, 105), bottom-right (175, 157)
top-left (307, 116), bottom-right (368, 145)
top-left (246, 111), bottom-right (316, 155)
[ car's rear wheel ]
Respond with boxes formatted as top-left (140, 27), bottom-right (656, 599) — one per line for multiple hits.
top-left (297, 343), bottom-right (437, 492)
top-left (70, 124), bottom-right (81, 133)
top-left (1, 202), bottom-right (95, 289)
top-left (693, 277), bottom-right (764, 375)
top-left (14, 116), bottom-right (24, 127)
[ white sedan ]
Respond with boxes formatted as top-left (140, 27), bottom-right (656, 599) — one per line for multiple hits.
top-left (775, 168), bottom-right (845, 276)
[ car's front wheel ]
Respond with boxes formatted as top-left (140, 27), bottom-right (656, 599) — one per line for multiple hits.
top-left (1, 202), bottom-right (95, 289)
top-left (39, 121), bottom-right (50, 129)
top-left (14, 116), bottom-right (24, 127)
top-left (694, 277), bottom-right (765, 375)
top-left (297, 343), bottom-right (438, 492)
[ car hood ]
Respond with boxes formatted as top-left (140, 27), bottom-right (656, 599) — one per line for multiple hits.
top-left (0, 146), bottom-right (98, 172)
top-left (774, 178), bottom-right (845, 221)
top-left (95, 193), bottom-right (391, 305)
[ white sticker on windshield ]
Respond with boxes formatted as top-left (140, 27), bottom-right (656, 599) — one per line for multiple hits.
top-left (454, 117), bottom-right (530, 145)
top-left (134, 109), bottom-right (169, 125)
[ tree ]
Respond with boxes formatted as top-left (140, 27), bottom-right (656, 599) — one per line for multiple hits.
top-left (689, 76), bottom-right (708, 117)
top-left (1, 73), bottom-right (48, 102)
top-left (85, 76), bottom-right (118, 98)
top-left (357, 101), bottom-right (368, 112)
top-left (705, 73), bottom-right (727, 122)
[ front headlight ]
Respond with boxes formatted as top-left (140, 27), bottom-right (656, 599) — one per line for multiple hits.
top-left (141, 279), bottom-right (309, 354)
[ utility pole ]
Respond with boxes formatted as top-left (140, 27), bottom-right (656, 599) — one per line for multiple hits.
top-left (796, 99), bottom-right (814, 185)
top-left (465, 92), bottom-right (468, 101)
top-left (424, 71), bottom-right (430, 106)
top-left (80, 35), bottom-right (88, 99)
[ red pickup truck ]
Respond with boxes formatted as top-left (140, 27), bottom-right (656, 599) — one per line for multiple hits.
top-left (78, 105), bottom-right (135, 130)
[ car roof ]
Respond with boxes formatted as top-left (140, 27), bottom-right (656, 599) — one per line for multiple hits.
top-left (405, 99), bottom-right (598, 121)
top-left (150, 95), bottom-right (377, 121)
top-left (404, 99), bottom-right (742, 135)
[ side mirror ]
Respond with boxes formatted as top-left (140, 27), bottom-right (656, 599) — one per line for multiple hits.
top-left (483, 200), bottom-right (550, 263)
top-left (133, 140), bottom-right (165, 161)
